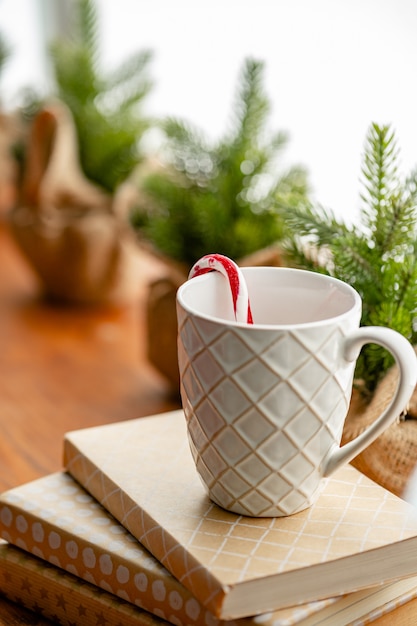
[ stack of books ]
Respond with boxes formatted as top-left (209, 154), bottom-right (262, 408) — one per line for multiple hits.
top-left (2, 410), bottom-right (417, 625)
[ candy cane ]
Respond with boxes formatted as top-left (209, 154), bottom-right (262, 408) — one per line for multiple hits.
top-left (188, 254), bottom-right (253, 324)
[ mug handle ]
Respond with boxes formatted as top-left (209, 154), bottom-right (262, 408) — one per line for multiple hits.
top-left (323, 326), bottom-right (417, 477)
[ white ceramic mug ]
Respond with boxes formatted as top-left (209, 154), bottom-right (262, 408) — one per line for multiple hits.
top-left (177, 267), bottom-right (417, 517)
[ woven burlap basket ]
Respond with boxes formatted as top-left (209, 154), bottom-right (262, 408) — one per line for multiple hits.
top-left (343, 353), bottom-right (417, 498)
top-left (10, 100), bottom-right (142, 305)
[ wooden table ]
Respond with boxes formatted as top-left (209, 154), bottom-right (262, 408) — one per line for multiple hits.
top-left (0, 218), bottom-right (180, 623)
top-left (0, 218), bottom-right (416, 625)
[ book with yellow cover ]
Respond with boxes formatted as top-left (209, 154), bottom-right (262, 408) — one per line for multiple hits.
top-left (2, 473), bottom-right (417, 626)
top-left (63, 410), bottom-right (417, 620)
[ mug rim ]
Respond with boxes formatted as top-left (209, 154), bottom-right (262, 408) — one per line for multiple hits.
top-left (177, 266), bottom-right (362, 329)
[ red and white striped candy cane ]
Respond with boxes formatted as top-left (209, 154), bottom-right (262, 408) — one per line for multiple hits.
top-left (188, 254), bottom-right (253, 324)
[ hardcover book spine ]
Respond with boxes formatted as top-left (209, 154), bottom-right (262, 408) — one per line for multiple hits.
top-left (0, 540), bottom-right (168, 626)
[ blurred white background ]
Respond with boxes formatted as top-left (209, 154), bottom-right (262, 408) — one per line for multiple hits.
top-left (1, 0), bottom-right (416, 222)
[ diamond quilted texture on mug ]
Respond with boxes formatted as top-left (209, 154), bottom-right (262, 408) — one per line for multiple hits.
top-left (187, 432), bottom-right (200, 466)
top-left (200, 441), bottom-right (229, 476)
top-left (288, 358), bottom-right (333, 403)
top-left (256, 431), bottom-right (298, 471)
top-left (191, 349), bottom-right (226, 393)
top-left (291, 325), bottom-right (341, 355)
top-left (179, 316), bottom-right (207, 358)
top-left (181, 366), bottom-right (206, 406)
top-left (220, 467), bottom-right (253, 499)
top-left (195, 398), bottom-right (227, 440)
top-left (210, 481), bottom-right (236, 511)
top-left (195, 451), bottom-right (216, 488)
top-left (282, 408), bottom-right (323, 448)
top-left (209, 330), bottom-right (255, 373)
top-left (182, 395), bottom-right (193, 421)
top-left (275, 488), bottom-right (313, 516)
top-left (238, 488), bottom-right (275, 516)
top-left (291, 363), bottom-right (334, 415)
top-left (335, 364), bottom-right (355, 394)
top-left (187, 412), bottom-right (210, 452)
top-left (259, 332), bottom-right (311, 377)
top-left (321, 396), bottom-right (347, 440)
top-left (310, 376), bottom-right (348, 426)
top-left (194, 315), bottom-right (233, 344)
top-left (259, 381), bottom-right (305, 423)
top-left (177, 337), bottom-right (187, 375)
top-left (311, 326), bottom-right (346, 369)
top-left (234, 452), bottom-right (273, 484)
top-left (209, 378), bottom-right (252, 421)
top-left (212, 427), bottom-right (252, 464)
top-left (278, 452), bottom-right (316, 492)
top-left (234, 408), bottom-right (276, 447)
top-left (234, 327), bottom-right (282, 353)
top-left (233, 359), bottom-right (279, 403)
top-left (297, 469), bottom-right (323, 498)
top-left (256, 470), bottom-right (293, 502)
top-left (302, 427), bottom-right (335, 465)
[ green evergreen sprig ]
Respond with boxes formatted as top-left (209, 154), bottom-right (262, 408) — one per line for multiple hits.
top-left (131, 58), bottom-right (309, 266)
top-left (49, 0), bottom-right (152, 192)
top-left (281, 122), bottom-right (417, 395)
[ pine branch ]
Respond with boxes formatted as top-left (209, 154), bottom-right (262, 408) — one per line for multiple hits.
top-left (228, 58), bottom-right (270, 149)
top-left (279, 203), bottom-right (351, 246)
top-left (282, 122), bottom-right (417, 394)
top-left (360, 123), bottom-right (400, 245)
top-left (162, 118), bottom-right (212, 169)
top-left (332, 233), bottom-right (379, 288)
top-left (273, 166), bottom-right (310, 209)
top-left (134, 58), bottom-right (309, 265)
top-left (103, 50), bottom-right (153, 105)
top-left (382, 256), bottom-right (417, 325)
top-left (48, 0), bottom-right (152, 192)
top-left (382, 195), bottom-right (417, 255)
top-left (76, 0), bottom-right (99, 65)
